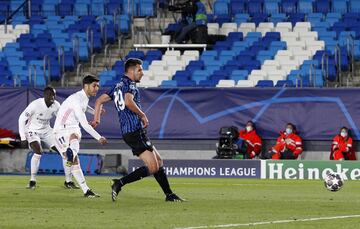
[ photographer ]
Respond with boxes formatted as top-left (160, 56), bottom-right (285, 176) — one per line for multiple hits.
top-left (168, 0), bottom-right (207, 44)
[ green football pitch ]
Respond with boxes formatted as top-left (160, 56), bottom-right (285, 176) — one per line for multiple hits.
top-left (0, 176), bottom-right (360, 229)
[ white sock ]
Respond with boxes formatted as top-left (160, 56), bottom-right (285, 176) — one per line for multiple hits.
top-left (72, 164), bottom-right (89, 194)
top-left (69, 139), bottom-right (79, 157)
top-left (62, 159), bottom-right (72, 183)
top-left (30, 153), bottom-right (41, 181)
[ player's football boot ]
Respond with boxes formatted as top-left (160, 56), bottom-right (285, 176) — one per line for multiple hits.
top-left (165, 193), bottom-right (185, 202)
top-left (27, 180), bottom-right (36, 189)
top-left (64, 181), bottom-right (80, 189)
top-left (111, 179), bottom-right (122, 202)
top-left (84, 189), bottom-right (100, 198)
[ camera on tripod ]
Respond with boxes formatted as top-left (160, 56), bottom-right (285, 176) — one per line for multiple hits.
top-left (215, 126), bottom-right (239, 159)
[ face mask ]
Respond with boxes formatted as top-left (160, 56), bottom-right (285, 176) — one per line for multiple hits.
top-left (285, 128), bottom-right (292, 135)
top-left (246, 126), bottom-right (253, 132)
top-left (340, 131), bottom-right (347, 137)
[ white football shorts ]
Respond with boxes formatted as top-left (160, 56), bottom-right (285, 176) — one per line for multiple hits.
top-left (25, 128), bottom-right (54, 149)
top-left (53, 127), bottom-right (82, 158)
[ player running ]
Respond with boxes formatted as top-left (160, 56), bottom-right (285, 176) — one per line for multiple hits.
top-left (18, 86), bottom-right (78, 189)
top-left (53, 74), bottom-right (107, 197)
top-left (92, 58), bottom-right (184, 202)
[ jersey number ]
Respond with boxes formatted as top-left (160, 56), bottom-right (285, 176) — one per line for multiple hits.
top-left (58, 136), bottom-right (66, 145)
top-left (114, 90), bottom-right (125, 111)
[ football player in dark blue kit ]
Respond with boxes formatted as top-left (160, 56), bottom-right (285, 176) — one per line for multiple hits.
top-left (92, 58), bottom-right (184, 202)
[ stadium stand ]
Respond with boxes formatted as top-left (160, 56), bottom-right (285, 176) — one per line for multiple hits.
top-left (0, 0), bottom-right (357, 89)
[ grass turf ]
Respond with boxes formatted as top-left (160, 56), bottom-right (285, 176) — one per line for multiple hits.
top-left (0, 176), bottom-right (360, 229)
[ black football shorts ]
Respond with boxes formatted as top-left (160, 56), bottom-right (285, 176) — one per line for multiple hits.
top-left (123, 129), bottom-right (154, 156)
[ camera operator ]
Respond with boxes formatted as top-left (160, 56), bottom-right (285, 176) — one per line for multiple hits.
top-left (168, 0), bottom-right (207, 44)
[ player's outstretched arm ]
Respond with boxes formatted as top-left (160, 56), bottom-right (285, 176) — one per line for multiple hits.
top-left (124, 93), bottom-right (149, 128)
top-left (92, 94), bottom-right (112, 128)
top-left (86, 105), bottom-right (95, 115)
top-left (18, 103), bottom-right (35, 142)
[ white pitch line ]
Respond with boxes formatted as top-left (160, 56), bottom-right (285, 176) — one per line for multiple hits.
top-left (173, 214), bottom-right (360, 229)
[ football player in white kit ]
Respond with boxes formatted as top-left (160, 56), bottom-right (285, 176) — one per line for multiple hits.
top-left (53, 74), bottom-right (107, 198)
top-left (18, 86), bottom-right (78, 189)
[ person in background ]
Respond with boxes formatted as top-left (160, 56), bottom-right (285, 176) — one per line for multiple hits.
top-left (238, 121), bottom-right (262, 159)
top-left (18, 86), bottom-right (78, 189)
top-left (169, 0), bottom-right (207, 44)
top-left (53, 75), bottom-right (107, 197)
top-left (330, 127), bottom-right (357, 160)
top-left (265, 123), bottom-right (303, 160)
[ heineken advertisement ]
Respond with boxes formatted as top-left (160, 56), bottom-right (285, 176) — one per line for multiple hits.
top-left (128, 159), bottom-right (360, 180)
top-left (261, 160), bottom-right (360, 180)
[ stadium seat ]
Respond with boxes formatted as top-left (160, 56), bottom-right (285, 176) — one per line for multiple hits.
top-left (314, 0), bottom-right (330, 14)
top-left (230, 0), bottom-right (246, 16)
top-left (216, 79), bottom-right (236, 87)
top-left (236, 79), bottom-right (255, 87)
top-left (281, 0), bottom-right (297, 14)
top-left (256, 80), bottom-right (274, 87)
top-left (214, 1), bottom-right (229, 16)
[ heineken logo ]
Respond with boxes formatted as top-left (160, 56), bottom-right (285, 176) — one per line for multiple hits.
top-left (262, 161), bottom-right (360, 180)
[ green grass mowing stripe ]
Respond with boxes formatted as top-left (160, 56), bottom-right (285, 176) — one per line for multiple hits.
top-left (173, 214), bottom-right (360, 229)
top-left (0, 176), bottom-right (359, 229)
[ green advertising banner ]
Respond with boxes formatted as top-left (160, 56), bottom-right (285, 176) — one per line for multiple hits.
top-left (260, 160), bottom-right (360, 180)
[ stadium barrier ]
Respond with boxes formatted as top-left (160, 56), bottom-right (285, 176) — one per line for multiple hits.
top-left (25, 152), bottom-right (103, 175)
top-left (129, 159), bottom-right (360, 180)
top-left (2, 88), bottom-right (360, 140)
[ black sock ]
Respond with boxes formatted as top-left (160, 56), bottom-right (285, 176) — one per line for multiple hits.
top-left (153, 167), bottom-right (172, 195)
top-left (120, 166), bottom-right (150, 186)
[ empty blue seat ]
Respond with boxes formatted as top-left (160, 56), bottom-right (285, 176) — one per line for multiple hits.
top-left (264, 1), bottom-right (279, 14)
top-left (214, 1), bottom-right (229, 16)
top-left (186, 60), bottom-right (204, 73)
top-left (326, 12), bottom-right (342, 20)
top-left (126, 50), bottom-right (145, 60)
top-left (298, 0), bottom-right (313, 13)
top-left (177, 80), bottom-right (196, 87)
top-left (314, 0), bottom-right (330, 14)
top-left (198, 79), bottom-right (217, 87)
top-left (106, 1), bottom-right (122, 15)
top-left (145, 50), bottom-right (162, 62)
top-left (281, 0), bottom-right (297, 13)
top-left (230, 0), bottom-right (246, 16)
top-left (58, 3), bottom-right (73, 16)
top-left (119, 14), bottom-right (130, 34)
top-left (192, 70), bottom-right (209, 83)
top-left (139, 2), bottom-right (154, 17)
top-left (251, 13), bottom-right (268, 26)
top-left (248, 1), bottom-right (263, 16)
top-left (234, 13), bottom-right (249, 25)
top-left (332, 0), bottom-right (348, 13)
top-left (256, 80), bottom-right (274, 87)
top-left (288, 13), bottom-right (305, 26)
top-left (230, 69), bottom-right (248, 81)
top-left (173, 70), bottom-right (191, 81)
top-left (215, 14), bottom-right (232, 25)
top-left (227, 32), bottom-right (243, 41)
top-left (160, 80), bottom-right (177, 88)
top-left (349, 0), bottom-right (360, 12)
top-left (269, 13), bottom-right (286, 23)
